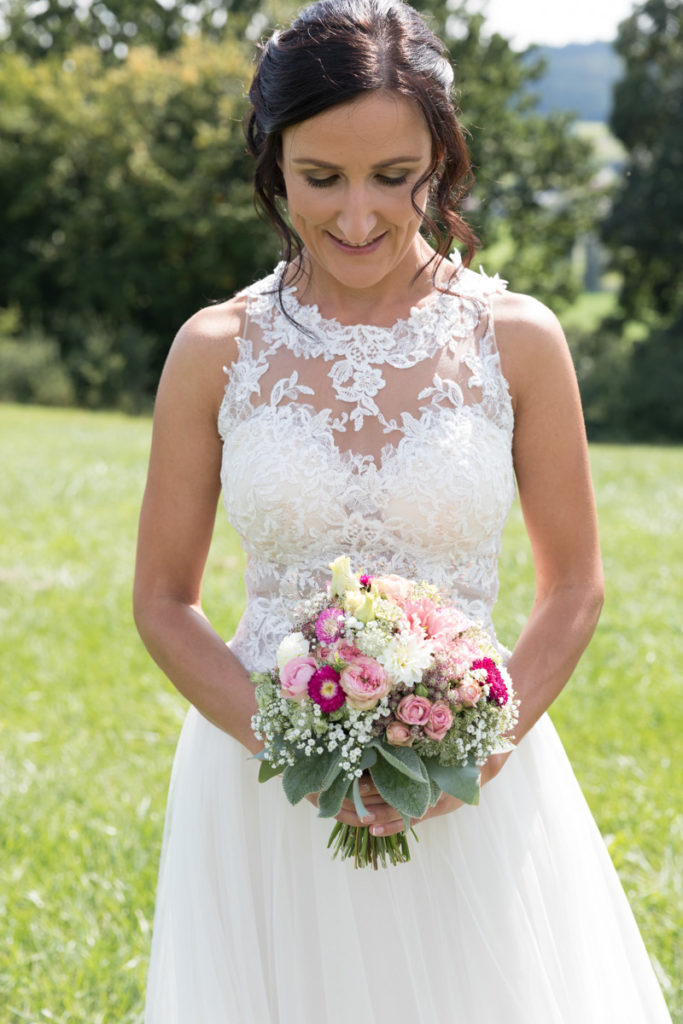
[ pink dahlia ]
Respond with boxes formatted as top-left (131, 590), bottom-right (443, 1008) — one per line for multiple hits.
top-left (315, 607), bottom-right (345, 645)
top-left (308, 666), bottom-right (345, 713)
top-left (359, 574), bottom-right (372, 589)
top-left (472, 658), bottom-right (509, 706)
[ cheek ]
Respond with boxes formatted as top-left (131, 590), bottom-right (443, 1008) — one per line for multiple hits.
top-left (286, 184), bottom-right (331, 226)
top-left (387, 188), bottom-right (426, 228)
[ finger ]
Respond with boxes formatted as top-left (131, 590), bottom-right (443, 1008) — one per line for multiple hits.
top-left (336, 801), bottom-right (405, 828)
top-left (340, 793), bottom-right (389, 814)
top-left (369, 816), bottom-right (410, 837)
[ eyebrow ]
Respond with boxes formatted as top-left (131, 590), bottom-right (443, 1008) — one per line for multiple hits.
top-left (291, 156), bottom-right (423, 168)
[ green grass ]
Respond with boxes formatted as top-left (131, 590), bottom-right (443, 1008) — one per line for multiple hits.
top-left (1, 405), bottom-right (681, 1021)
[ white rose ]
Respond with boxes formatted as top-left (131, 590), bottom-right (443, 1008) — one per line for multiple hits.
top-left (276, 631), bottom-right (310, 671)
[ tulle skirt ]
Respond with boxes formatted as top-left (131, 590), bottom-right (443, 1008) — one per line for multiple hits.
top-left (144, 708), bottom-right (671, 1023)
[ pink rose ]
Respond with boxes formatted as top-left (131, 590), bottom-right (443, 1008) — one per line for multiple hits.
top-left (340, 656), bottom-right (390, 710)
top-left (424, 607), bottom-right (471, 648)
top-left (385, 721), bottom-right (414, 746)
top-left (372, 574), bottom-right (412, 606)
top-left (280, 656), bottom-right (317, 702)
top-left (453, 682), bottom-right (482, 707)
top-left (396, 694), bottom-right (432, 726)
top-left (334, 639), bottom-right (362, 663)
top-left (424, 701), bottom-right (453, 741)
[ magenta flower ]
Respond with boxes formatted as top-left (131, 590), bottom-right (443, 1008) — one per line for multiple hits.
top-left (472, 658), bottom-right (509, 706)
top-left (315, 607), bottom-right (345, 645)
top-left (359, 573), bottom-right (372, 590)
top-left (308, 666), bottom-right (346, 713)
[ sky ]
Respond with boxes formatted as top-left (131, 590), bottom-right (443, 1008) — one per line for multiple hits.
top-left (478, 0), bottom-right (639, 47)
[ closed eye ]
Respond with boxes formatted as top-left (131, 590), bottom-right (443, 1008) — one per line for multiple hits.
top-left (376, 174), bottom-right (408, 186)
top-left (305, 172), bottom-right (409, 189)
top-left (305, 175), bottom-right (339, 189)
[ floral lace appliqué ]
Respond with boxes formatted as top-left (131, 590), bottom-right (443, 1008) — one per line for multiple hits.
top-left (217, 261), bottom-right (514, 672)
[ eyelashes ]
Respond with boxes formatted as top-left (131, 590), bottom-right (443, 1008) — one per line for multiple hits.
top-left (305, 174), bottom-right (409, 189)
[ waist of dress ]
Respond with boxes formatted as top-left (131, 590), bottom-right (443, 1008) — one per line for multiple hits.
top-left (229, 560), bottom-right (503, 674)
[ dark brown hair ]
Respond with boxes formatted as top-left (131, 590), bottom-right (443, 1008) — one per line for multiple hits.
top-left (245, 0), bottom-right (477, 281)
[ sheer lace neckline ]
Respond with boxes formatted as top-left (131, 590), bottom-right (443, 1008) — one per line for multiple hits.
top-left (275, 253), bottom-right (463, 335)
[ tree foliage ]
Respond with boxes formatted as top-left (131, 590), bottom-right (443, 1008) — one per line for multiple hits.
top-left (0, 39), bottom-right (278, 405)
top-left (412, 1), bottom-right (597, 307)
top-left (603, 0), bottom-right (683, 322)
top-left (593, 0), bottom-right (683, 440)
top-left (0, 0), bottom-right (261, 60)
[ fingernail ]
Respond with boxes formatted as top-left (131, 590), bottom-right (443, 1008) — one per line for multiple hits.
top-left (361, 813), bottom-right (376, 823)
top-left (370, 825), bottom-right (384, 835)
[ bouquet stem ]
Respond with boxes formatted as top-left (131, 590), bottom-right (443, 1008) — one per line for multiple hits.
top-left (327, 821), bottom-right (419, 869)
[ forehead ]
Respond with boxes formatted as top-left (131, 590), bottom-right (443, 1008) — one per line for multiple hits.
top-left (281, 91), bottom-right (431, 162)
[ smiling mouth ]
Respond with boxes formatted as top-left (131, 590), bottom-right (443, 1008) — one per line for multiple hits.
top-left (328, 232), bottom-right (385, 249)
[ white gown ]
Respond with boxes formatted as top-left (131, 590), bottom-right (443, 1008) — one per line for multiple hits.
top-left (144, 260), bottom-right (672, 1022)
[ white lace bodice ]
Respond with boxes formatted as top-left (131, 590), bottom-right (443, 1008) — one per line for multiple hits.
top-left (218, 258), bottom-right (515, 671)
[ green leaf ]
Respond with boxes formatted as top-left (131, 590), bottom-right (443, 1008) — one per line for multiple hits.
top-left (424, 758), bottom-right (481, 806)
top-left (428, 774), bottom-right (442, 807)
top-left (358, 746), bottom-right (378, 771)
top-left (317, 770), bottom-right (352, 819)
top-left (258, 759), bottom-right (282, 784)
top-left (373, 740), bottom-right (427, 783)
top-left (320, 750), bottom-right (343, 791)
top-left (282, 748), bottom-right (340, 805)
top-left (370, 754), bottom-right (431, 820)
top-left (352, 777), bottom-right (369, 820)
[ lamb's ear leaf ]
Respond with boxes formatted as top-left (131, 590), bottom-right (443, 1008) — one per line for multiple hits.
top-left (258, 759), bottom-right (282, 784)
top-left (373, 740), bottom-right (426, 783)
top-left (317, 772), bottom-right (352, 819)
top-left (423, 757), bottom-right (481, 806)
top-left (370, 754), bottom-right (431, 820)
top-left (282, 748), bottom-right (340, 805)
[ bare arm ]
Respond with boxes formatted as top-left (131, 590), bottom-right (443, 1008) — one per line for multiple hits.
top-left (133, 297), bottom-right (261, 755)
top-left (494, 291), bottom-right (604, 746)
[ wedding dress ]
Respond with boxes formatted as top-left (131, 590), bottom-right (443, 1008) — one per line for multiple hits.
top-left (144, 259), bottom-right (672, 1022)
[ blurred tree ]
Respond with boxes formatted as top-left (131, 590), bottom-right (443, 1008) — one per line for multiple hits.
top-left (0, 40), bottom-right (278, 402)
top-left (594, 0), bottom-right (683, 440)
top-left (412, 1), bottom-right (598, 307)
top-left (0, 0), bottom-right (261, 60)
top-left (602, 0), bottom-right (683, 322)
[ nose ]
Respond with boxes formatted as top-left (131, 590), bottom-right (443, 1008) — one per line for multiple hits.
top-left (335, 186), bottom-right (378, 244)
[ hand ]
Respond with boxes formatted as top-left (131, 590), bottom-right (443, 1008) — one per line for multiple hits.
top-left (305, 772), bottom-right (406, 834)
top-left (305, 772), bottom-right (464, 838)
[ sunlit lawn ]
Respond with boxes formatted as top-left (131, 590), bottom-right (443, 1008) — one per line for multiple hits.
top-left (1, 404), bottom-right (681, 1021)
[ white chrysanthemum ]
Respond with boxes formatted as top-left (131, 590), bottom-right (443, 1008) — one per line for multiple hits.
top-left (275, 631), bottom-right (310, 671)
top-left (378, 632), bottom-right (434, 686)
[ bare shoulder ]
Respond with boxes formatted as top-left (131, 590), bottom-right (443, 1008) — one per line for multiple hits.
top-left (490, 290), bottom-right (576, 411)
top-left (157, 292), bottom-right (248, 416)
top-left (167, 292), bottom-right (247, 375)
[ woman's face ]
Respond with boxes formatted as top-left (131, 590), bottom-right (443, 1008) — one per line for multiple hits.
top-left (279, 91), bottom-right (434, 293)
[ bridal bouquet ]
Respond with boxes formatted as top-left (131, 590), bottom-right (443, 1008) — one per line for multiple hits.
top-left (251, 557), bottom-right (518, 868)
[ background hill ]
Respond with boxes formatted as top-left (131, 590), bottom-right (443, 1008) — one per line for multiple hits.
top-left (528, 41), bottom-right (623, 122)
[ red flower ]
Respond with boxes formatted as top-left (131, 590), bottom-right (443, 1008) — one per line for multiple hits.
top-left (472, 658), bottom-right (509, 706)
top-left (308, 666), bottom-right (345, 713)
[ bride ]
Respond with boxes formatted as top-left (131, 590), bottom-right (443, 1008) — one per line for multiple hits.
top-left (133, 0), bottom-right (672, 1019)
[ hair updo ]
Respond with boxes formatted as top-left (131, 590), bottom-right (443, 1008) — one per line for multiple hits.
top-left (245, 0), bottom-right (477, 275)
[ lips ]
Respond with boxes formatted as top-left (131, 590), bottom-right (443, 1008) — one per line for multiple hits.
top-left (327, 231), bottom-right (386, 253)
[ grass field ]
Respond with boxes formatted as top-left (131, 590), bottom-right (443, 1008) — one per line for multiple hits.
top-left (1, 404), bottom-right (681, 1022)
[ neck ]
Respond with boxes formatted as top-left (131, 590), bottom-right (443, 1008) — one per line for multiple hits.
top-left (289, 242), bottom-right (452, 328)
